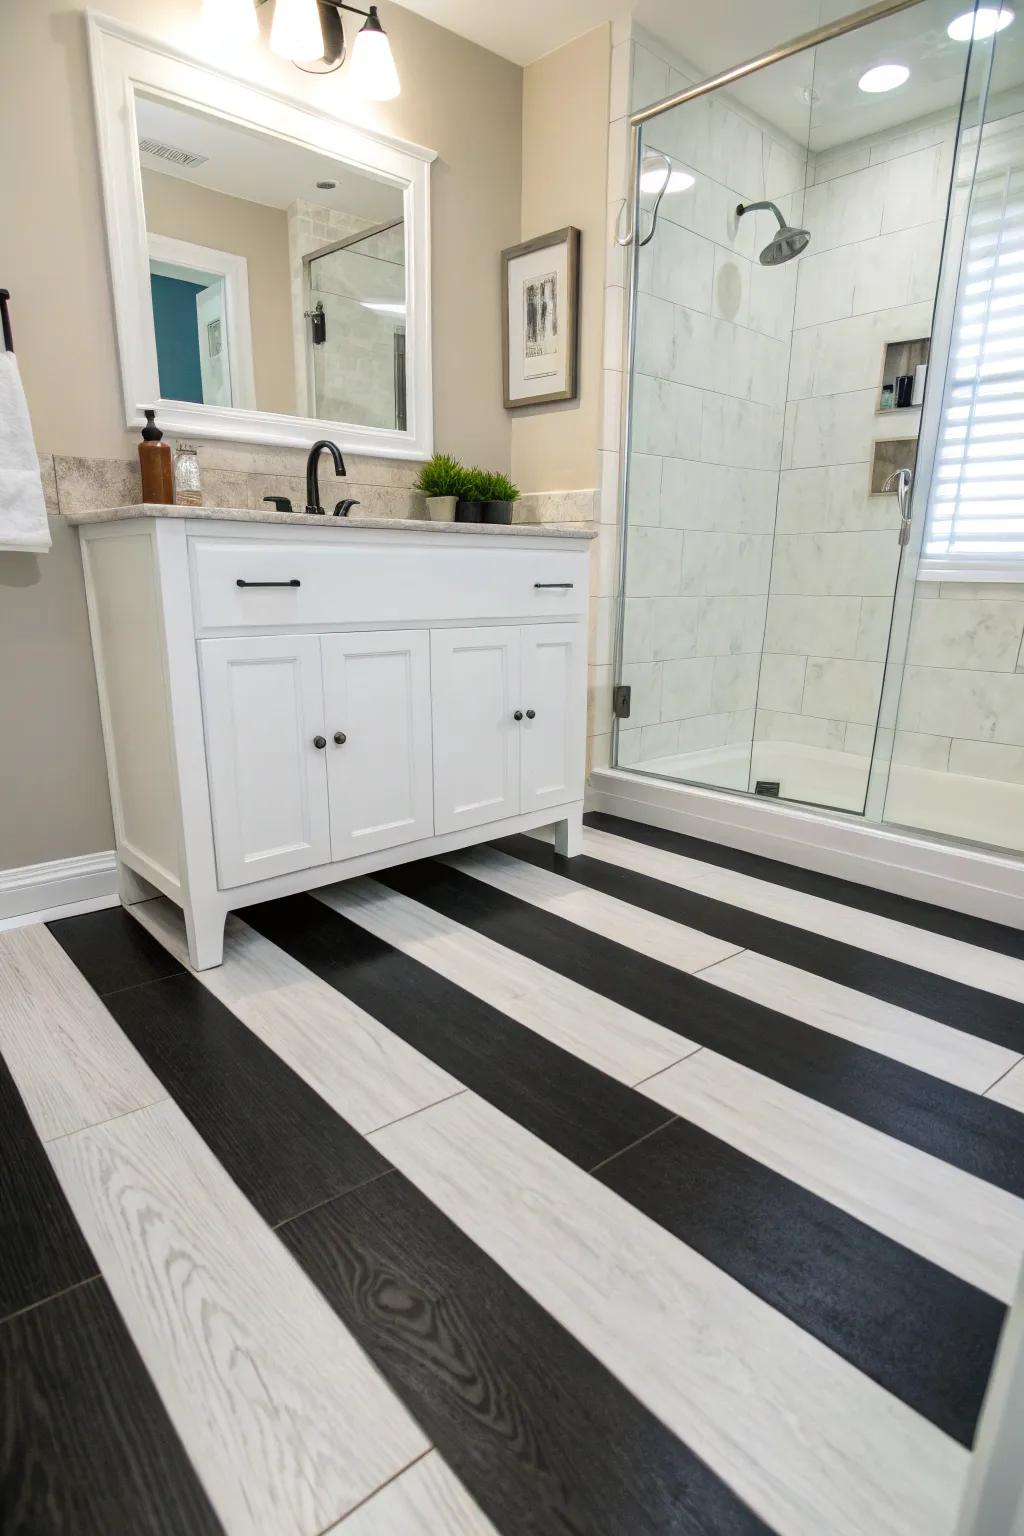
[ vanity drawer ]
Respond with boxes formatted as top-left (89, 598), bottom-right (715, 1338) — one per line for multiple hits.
top-left (189, 537), bottom-right (589, 631)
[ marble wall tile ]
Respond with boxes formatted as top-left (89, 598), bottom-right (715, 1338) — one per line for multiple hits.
top-left (700, 394), bottom-right (784, 470)
top-left (711, 246), bottom-right (751, 327)
top-left (201, 470), bottom-right (249, 509)
top-left (679, 530), bottom-right (773, 597)
top-left (632, 374), bottom-right (703, 459)
top-left (765, 594), bottom-right (864, 659)
top-left (622, 597), bottom-right (653, 663)
top-left (907, 220), bottom-right (945, 304)
top-left (843, 723), bottom-right (877, 758)
top-left (639, 720), bottom-right (681, 760)
top-left (617, 726), bottom-right (644, 766)
top-left (892, 729), bottom-right (952, 770)
top-left (675, 714), bottom-right (731, 752)
top-left (748, 259), bottom-right (799, 342)
top-left (625, 453), bottom-right (662, 526)
top-left (776, 464), bottom-right (898, 535)
top-left (881, 142), bottom-right (953, 234)
top-left (765, 138), bottom-right (808, 200)
top-left (948, 738), bottom-right (1024, 785)
top-left (758, 652), bottom-right (807, 713)
top-left (660, 655), bottom-right (715, 720)
top-left (515, 491), bottom-right (596, 526)
top-left (588, 665), bottom-right (613, 735)
top-left (784, 388), bottom-right (915, 471)
top-left (710, 652), bottom-right (760, 712)
top-left (601, 366), bottom-right (623, 452)
top-left (754, 708), bottom-right (847, 749)
top-left (624, 525), bottom-right (685, 597)
top-left (631, 42), bottom-right (671, 113)
top-left (856, 597), bottom-right (896, 661)
top-left (794, 244), bottom-right (857, 329)
top-left (598, 449), bottom-right (620, 525)
top-left (54, 456), bottom-right (142, 515)
top-left (589, 595), bottom-right (615, 667)
top-left (658, 172), bottom-right (757, 260)
top-left (661, 460), bottom-right (779, 534)
top-left (812, 143), bottom-right (871, 185)
top-left (803, 657), bottom-right (884, 726)
top-left (801, 162), bottom-right (887, 255)
top-left (697, 595), bottom-right (768, 655)
top-left (788, 302), bottom-right (932, 401)
top-left (770, 531), bottom-right (900, 598)
top-left (898, 667), bottom-right (1024, 747)
top-left (907, 596), bottom-right (1024, 672)
top-left (650, 596), bottom-right (701, 660)
top-left (635, 292), bottom-right (676, 379)
top-left (869, 120), bottom-right (954, 166)
top-left (639, 218), bottom-right (716, 313)
top-left (620, 660), bottom-right (663, 727)
top-left (706, 94), bottom-right (764, 201)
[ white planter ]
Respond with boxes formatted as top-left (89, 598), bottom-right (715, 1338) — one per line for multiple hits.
top-left (426, 495), bottom-right (457, 521)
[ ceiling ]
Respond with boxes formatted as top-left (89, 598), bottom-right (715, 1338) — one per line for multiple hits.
top-left (398, 0), bottom-right (1024, 151)
top-left (134, 96), bottom-right (403, 221)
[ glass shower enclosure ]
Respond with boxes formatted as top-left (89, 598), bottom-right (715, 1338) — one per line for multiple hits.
top-left (614, 0), bottom-right (1023, 851)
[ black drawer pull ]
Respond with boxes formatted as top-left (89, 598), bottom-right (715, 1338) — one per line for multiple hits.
top-left (534, 582), bottom-right (573, 589)
top-left (236, 578), bottom-right (301, 588)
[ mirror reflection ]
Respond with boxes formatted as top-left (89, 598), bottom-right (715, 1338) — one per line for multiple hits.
top-left (135, 94), bottom-right (407, 429)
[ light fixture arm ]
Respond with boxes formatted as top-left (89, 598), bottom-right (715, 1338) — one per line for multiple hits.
top-left (256, 0), bottom-right (383, 73)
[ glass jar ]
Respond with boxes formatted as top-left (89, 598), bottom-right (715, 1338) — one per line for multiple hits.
top-left (173, 442), bottom-right (202, 506)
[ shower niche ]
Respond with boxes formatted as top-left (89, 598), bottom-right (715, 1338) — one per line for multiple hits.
top-left (878, 337), bottom-right (930, 413)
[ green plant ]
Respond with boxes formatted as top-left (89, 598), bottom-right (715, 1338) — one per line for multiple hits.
top-left (485, 471), bottom-right (520, 503)
top-left (415, 453), bottom-right (467, 498)
top-left (460, 467), bottom-right (520, 502)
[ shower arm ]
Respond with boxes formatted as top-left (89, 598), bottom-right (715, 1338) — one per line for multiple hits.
top-left (615, 0), bottom-right (929, 249)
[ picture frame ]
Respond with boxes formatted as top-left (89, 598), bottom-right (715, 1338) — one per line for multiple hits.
top-left (501, 226), bottom-right (580, 408)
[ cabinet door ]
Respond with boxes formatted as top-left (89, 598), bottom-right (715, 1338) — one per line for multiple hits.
top-left (431, 627), bottom-right (521, 835)
top-left (322, 630), bottom-right (434, 860)
top-left (199, 635), bottom-right (331, 888)
top-left (520, 623), bottom-right (587, 814)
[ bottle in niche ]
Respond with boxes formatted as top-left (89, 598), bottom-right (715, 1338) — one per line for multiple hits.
top-left (138, 409), bottom-right (174, 504)
top-left (173, 442), bottom-right (203, 507)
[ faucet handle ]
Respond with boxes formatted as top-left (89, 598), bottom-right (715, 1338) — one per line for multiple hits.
top-left (333, 500), bottom-right (360, 516)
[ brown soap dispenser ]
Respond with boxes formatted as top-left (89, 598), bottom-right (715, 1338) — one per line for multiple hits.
top-left (138, 409), bottom-right (174, 504)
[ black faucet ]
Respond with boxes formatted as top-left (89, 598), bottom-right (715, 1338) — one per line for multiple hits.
top-left (306, 440), bottom-right (346, 515)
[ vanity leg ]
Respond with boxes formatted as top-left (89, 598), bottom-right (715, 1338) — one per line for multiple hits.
top-left (117, 859), bottom-right (156, 907)
top-left (184, 899), bottom-right (225, 970)
top-left (553, 806), bottom-right (584, 859)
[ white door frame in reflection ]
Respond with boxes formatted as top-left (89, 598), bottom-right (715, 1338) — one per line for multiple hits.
top-left (87, 11), bottom-right (435, 459)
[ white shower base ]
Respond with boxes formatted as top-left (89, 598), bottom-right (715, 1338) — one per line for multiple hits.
top-left (630, 739), bottom-right (1024, 854)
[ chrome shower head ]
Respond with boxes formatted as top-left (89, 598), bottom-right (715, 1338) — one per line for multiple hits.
top-left (736, 200), bottom-right (810, 265)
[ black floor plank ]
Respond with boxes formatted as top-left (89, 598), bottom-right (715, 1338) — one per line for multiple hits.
top-left (0, 1057), bottom-right (97, 1324)
top-left (587, 811), bottom-right (1024, 962)
top-left (47, 906), bottom-right (184, 996)
top-left (280, 1171), bottom-right (772, 1536)
top-left (382, 858), bottom-right (1024, 1198)
top-left (497, 834), bottom-right (1024, 1055)
top-left (47, 919), bottom-right (389, 1228)
top-left (596, 1118), bottom-right (1004, 1448)
top-left (244, 893), bottom-right (673, 1172)
top-left (0, 1277), bottom-right (224, 1536)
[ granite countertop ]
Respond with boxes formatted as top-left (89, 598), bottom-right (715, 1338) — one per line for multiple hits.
top-left (66, 504), bottom-right (597, 539)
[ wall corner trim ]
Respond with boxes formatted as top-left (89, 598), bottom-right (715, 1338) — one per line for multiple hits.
top-left (0, 850), bottom-right (118, 925)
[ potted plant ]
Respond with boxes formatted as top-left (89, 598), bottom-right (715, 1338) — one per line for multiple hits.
top-left (456, 467), bottom-right (488, 522)
top-left (480, 471), bottom-right (520, 525)
top-left (415, 453), bottom-right (466, 521)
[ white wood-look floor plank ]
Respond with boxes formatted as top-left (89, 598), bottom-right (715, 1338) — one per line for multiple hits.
top-left (582, 826), bottom-right (1024, 1005)
top-left (455, 846), bottom-right (1017, 1094)
top-left (317, 880), bottom-right (696, 1085)
top-left (46, 1098), bottom-right (429, 1536)
top-left (698, 948), bottom-right (1021, 1093)
top-left (444, 846), bottom-right (742, 973)
top-left (639, 1050), bottom-right (1024, 1302)
top-left (334, 1452), bottom-right (498, 1536)
top-left (987, 1059), bottom-right (1024, 1112)
top-left (0, 924), bottom-right (166, 1141)
top-left (132, 899), bottom-right (462, 1133)
top-left (371, 1091), bottom-right (966, 1536)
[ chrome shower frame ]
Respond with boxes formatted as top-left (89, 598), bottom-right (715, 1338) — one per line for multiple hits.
top-left (610, 0), bottom-right (934, 767)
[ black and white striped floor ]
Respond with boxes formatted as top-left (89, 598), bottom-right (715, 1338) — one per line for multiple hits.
top-left (4, 810), bottom-right (1024, 1535)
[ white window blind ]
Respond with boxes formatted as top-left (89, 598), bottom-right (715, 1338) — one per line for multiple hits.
top-left (926, 156), bottom-right (1024, 574)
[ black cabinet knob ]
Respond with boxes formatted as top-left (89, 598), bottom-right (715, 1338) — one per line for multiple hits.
top-left (526, 709), bottom-right (536, 720)
top-left (513, 710), bottom-right (524, 722)
top-left (313, 735), bottom-right (327, 749)
top-left (334, 731), bottom-right (347, 745)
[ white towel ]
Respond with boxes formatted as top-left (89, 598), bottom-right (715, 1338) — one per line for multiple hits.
top-left (0, 351), bottom-right (50, 553)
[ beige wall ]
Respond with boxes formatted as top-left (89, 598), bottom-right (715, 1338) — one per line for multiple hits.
top-left (142, 170), bottom-right (297, 416)
top-left (0, 0), bottom-right (523, 871)
top-left (511, 26), bottom-right (611, 493)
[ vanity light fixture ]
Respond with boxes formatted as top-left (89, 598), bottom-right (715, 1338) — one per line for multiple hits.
top-left (947, 6), bottom-right (1014, 40)
top-left (263, 0), bottom-right (401, 98)
top-left (857, 62), bottom-right (910, 92)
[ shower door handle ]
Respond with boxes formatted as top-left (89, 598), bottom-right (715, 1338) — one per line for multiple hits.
top-left (884, 468), bottom-right (913, 546)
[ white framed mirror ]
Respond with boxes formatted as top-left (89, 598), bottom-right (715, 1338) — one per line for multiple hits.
top-left (87, 12), bottom-right (435, 458)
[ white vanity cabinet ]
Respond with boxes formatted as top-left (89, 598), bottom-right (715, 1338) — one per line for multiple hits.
top-left (74, 509), bottom-right (593, 968)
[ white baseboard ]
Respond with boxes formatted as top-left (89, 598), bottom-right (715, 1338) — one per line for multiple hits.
top-left (587, 768), bottom-right (1024, 931)
top-left (0, 850), bottom-right (119, 928)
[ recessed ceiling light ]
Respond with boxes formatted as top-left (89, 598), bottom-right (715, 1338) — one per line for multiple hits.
top-left (640, 160), bottom-right (695, 195)
top-left (858, 63), bottom-right (910, 92)
top-left (947, 6), bottom-right (1014, 41)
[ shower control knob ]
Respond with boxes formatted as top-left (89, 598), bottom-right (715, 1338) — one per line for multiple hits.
top-left (334, 731), bottom-right (347, 745)
top-left (313, 735), bottom-right (327, 750)
top-left (513, 710), bottom-right (524, 721)
top-left (526, 709), bottom-right (536, 719)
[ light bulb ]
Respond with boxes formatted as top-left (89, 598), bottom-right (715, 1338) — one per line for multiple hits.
top-left (947, 7), bottom-right (1014, 40)
top-left (858, 63), bottom-right (910, 92)
top-left (270, 0), bottom-right (324, 63)
top-left (201, 0), bottom-right (258, 44)
top-left (640, 161), bottom-right (695, 195)
top-left (349, 8), bottom-right (401, 100)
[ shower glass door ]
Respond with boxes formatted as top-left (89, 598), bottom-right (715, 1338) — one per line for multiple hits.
top-left (305, 220), bottom-right (407, 430)
top-left (615, 0), bottom-right (984, 816)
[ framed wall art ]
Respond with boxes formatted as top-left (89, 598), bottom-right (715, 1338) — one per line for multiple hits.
top-left (501, 225), bottom-right (580, 408)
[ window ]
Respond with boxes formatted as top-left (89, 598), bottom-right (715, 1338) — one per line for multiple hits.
top-left (924, 141), bottom-right (1024, 578)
